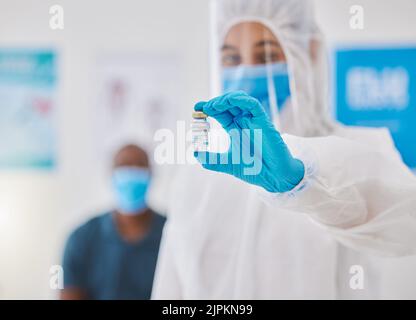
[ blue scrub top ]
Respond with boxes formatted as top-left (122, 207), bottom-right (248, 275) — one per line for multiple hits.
top-left (62, 211), bottom-right (166, 300)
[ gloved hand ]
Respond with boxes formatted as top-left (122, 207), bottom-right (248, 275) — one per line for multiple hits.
top-left (194, 91), bottom-right (305, 193)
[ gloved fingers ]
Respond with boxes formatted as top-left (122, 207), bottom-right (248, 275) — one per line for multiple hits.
top-left (194, 101), bottom-right (206, 112)
top-left (199, 91), bottom-right (252, 117)
top-left (195, 98), bottom-right (231, 116)
top-left (194, 101), bottom-right (236, 131)
top-left (233, 114), bottom-right (264, 130)
top-left (226, 92), bottom-right (267, 118)
top-left (201, 94), bottom-right (235, 116)
top-left (194, 91), bottom-right (268, 133)
top-left (213, 112), bottom-right (237, 131)
top-left (193, 151), bottom-right (233, 175)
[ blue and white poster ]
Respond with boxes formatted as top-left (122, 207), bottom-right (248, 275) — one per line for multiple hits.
top-left (0, 49), bottom-right (57, 169)
top-left (335, 46), bottom-right (416, 169)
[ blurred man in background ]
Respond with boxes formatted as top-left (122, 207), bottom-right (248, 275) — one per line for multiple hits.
top-left (61, 144), bottom-right (165, 300)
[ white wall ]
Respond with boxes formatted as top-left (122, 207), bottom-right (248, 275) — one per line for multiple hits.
top-left (0, 0), bottom-right (415, 299)
top-left (315, 0), bottom-right (416, 44)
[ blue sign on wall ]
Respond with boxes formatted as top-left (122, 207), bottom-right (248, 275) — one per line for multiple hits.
top-left (335, 47), bottom-right (416, 169)
top-left (0, 49), bottom-right (57, 169)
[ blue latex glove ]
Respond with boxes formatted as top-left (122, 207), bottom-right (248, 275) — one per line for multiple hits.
top-left (194, 91), bottom-right (305, 193)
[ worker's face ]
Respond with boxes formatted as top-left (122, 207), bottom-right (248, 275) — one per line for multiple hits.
top-left (221, 22), bottom-right (286, 67)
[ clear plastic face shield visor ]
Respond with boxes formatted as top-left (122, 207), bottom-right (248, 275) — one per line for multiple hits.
top-left (209, 0), bottom-right (335, 142)
top-left (210, 18), bottom-right (298, 135)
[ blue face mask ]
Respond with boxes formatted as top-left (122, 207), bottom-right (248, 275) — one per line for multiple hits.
top-left (222, 62), bottom-right (291, 118)
top-left (112, 167), bottom-right (150, 215)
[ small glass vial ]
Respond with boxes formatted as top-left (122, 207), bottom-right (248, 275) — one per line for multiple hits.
top-left (191, 111), bottom-right (210, 152)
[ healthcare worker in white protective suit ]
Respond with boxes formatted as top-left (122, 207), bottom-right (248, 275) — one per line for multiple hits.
top-left (152, 0), bottom-right (416, 299)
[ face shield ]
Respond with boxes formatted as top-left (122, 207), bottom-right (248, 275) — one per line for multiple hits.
top-left (209, 0), bottom-right (335, 137)
top-left (220, 21), bottom-right (290, 131)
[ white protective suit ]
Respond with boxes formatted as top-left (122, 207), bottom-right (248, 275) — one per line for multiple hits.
top-left (152, 0), bottom-right (416, 299)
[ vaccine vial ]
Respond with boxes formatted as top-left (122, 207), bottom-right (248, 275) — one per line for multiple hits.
top-left (191, 111), bottom-right (210, 152)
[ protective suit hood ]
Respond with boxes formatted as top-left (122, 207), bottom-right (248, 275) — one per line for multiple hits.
top-left (210, 0), bottom-right (335, 136)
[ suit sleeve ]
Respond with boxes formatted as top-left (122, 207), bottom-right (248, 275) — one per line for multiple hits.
top-left (261, 133), bottom-right (416, 257)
